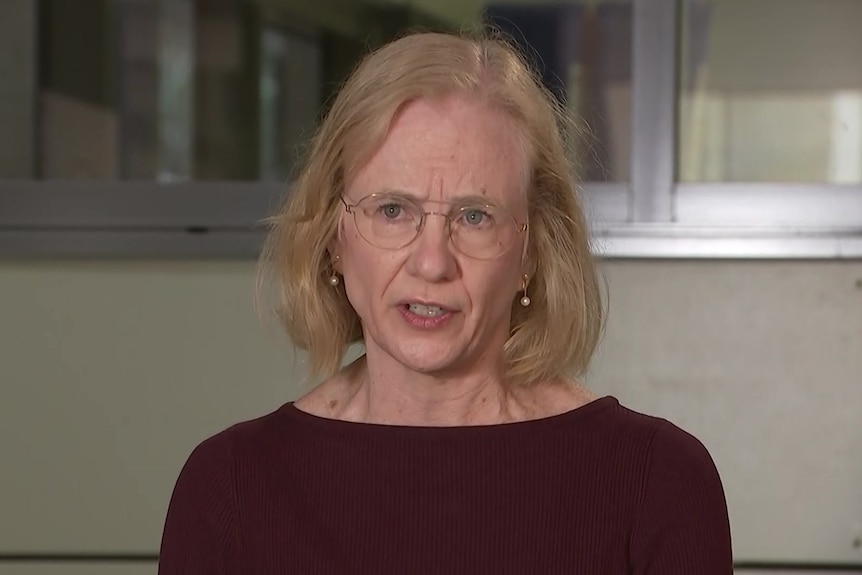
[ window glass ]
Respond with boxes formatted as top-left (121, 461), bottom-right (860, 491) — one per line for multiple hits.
top-left (485, 1), bottom-right (632, 182)
top-left (0, 0), bottom-right (631, 183)
top-left (679, 0), bottom-right (862, 183)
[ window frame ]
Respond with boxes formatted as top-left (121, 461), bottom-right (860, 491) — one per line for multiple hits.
top-left (595, 0), bottom-right (862, 259)
top-left (2, 0), bottom-right (861, 259)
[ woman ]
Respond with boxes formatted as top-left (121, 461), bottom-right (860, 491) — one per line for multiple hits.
top-left (159, 31), bottom-right (732, 573)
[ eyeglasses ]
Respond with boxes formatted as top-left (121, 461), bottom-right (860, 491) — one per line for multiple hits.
top-left (340, 193), bottom-right (527, 260)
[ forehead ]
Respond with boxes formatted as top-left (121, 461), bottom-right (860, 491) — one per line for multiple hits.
top-left (347, 96), bottom-right (529, 206)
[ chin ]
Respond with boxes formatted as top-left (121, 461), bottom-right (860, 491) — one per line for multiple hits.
top-left (390, 341), bottom-right (468, 375)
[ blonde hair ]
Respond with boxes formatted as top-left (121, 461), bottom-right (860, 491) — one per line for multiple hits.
top-left (258, 30), bottom-right (604, 386)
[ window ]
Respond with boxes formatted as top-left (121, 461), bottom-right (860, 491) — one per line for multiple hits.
top-left (486, 2), bottom-right (632, 183)
top-left (1, 0), bottom-right (860, 258)
top-left (679, 0), bottom-right (862, 184)
top-left (595, 0), bottom-right (862, 258)
top-left (651, 0), bottom-right (862, 257)
top-left (1, 0), bottom-right (628, 183)
top-left (4, 0), bottom-right (324, 181)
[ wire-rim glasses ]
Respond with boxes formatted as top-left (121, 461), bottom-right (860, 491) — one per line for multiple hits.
top-left (340, 193), bottom-right (527, 260)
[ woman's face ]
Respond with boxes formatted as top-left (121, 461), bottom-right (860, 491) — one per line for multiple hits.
top-left (336, 96), bottom-right (530, 379)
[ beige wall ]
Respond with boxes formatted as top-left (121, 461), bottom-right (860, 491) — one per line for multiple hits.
top-left (0, 261), bottom-right (301, 554)
top-left (0, 567), bottom-right (154, 575)
top-left (591, 259), bottom-right (862, 563)
top-left (1, 258), bottom-right (861, 568)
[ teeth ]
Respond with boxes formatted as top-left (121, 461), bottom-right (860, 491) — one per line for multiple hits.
top-left (408, 303), bottom-right (445, 317)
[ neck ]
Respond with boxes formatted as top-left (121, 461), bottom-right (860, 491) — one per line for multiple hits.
top-left (339, 354), bottom-right (522, 426)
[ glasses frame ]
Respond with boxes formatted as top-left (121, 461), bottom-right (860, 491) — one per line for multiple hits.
top-left (340, 193), bottom-right (528, 260)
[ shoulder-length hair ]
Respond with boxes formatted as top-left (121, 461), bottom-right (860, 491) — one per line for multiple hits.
top-left (258, 30), bottom-right (604, 386)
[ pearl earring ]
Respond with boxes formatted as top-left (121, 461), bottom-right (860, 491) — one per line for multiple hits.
top-left (520, 274), bottom-right (531, 307)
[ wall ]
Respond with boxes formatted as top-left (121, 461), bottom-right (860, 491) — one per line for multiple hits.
top-left (591, 259), bottom-right (862, 563)
top-left (1, 259), bottom-right (861, 572)
top-left (0, 261), bottom-right (301, 553)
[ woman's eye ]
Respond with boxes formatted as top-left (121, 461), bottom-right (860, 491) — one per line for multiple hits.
top-left (379, 203), bottom-right (403, 218)
top-left (462, 209), bottom-right (489, 225)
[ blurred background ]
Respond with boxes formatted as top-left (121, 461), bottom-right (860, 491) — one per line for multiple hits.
top-left (0, 0), bottom-right (861, 573)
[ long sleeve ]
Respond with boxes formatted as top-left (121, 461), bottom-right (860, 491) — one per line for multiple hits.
top-left (158, 433), bottom-right (242, 574)
top-left (629, 421), bottom-right (733, 574)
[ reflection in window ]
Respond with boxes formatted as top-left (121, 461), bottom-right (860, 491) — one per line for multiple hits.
top-left (259, 29), bottom-right (321, 183)
top-left (679, 0), bottom-right (862, 184)
top-left (3, 0), bottom-right (631, 183)
top-left (19, 0), bottom-right (451, 181)
top-left (486, 2), bottom-right (632, 182)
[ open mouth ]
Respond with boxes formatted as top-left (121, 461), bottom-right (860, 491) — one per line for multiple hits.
top-left (404, 303), bottom-right (448, 317)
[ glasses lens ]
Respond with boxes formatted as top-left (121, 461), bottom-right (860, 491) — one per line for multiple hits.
top-left (450, 205), bottom-right (518, 259)
top-left (354, 194), bottom-right (422, 250)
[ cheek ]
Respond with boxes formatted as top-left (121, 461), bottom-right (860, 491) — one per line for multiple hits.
top-left (339, 219), bottom-right (369, 266)
top-left (338, 216), bottom-right (359, 248)
top-left (467, 262), bottom-right (522, 314)
top-left (341, 257), bottom-right (374, 325)
top-left (341, 238), bottom-right (401, 303)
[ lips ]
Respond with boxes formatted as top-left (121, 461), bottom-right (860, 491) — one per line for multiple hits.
top-left (399, 300), bottom-right (456, 317)
top-left (397, 300), bottom-right (456, 329)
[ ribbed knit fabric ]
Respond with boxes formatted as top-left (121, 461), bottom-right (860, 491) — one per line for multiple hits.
top-left (158, 396), bottom-right (732, 574)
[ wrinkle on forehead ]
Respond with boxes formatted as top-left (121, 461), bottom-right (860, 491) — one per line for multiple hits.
top-left (347, 95), bottom-right (531, 211)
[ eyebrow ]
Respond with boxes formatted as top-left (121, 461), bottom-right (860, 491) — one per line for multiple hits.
top-left (375, 188), bottom-right (502, 208)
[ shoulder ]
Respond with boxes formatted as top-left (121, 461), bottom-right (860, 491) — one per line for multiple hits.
top-left (160, 408), bottom-right (293, 571)
top-left (572, 396), bottom-right (672, 449)
top-left (612, 403), bottom-right (733, 572)
top-left (598, 400), bottom-right (724, 492)
top-left (570, 398), bottom-right (727, 512)
top-left (607, 401), bottom-right (723, 489)
top-left (591, 398), bottom-right (709, 451)
top-left (643, 416), bottom-right (723, 479)
top-left (170, 404), bottom-right (301, 494)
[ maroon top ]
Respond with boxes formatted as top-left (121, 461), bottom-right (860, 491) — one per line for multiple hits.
top-left (159, 396), bottom-right (732, 574)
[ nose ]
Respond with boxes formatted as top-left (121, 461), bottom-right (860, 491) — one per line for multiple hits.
top-left (405, 212), bottom-right (458, 282)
